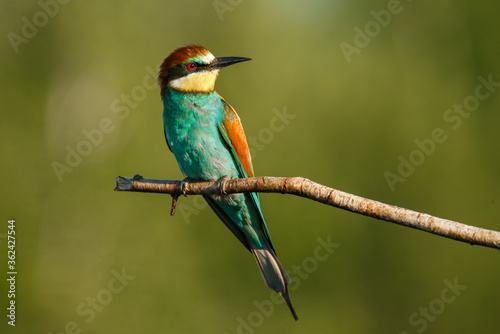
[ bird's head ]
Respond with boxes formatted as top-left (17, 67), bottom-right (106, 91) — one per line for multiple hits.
top-left (158, 45), bottom-right (251, 96)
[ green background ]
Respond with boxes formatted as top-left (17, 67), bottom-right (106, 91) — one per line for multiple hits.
top-left (1, 0), bottom-right (500, 333)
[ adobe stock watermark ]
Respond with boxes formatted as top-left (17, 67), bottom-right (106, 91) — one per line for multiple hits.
top-left (213, 0), bottom-right (243, 21)
top-left (384, 73), bottom-right (500, 192)
top-left (51, 64), bottom-right (160, 182)
top-left (224, 235), bottom-right (340, 334)
top-left (7, 0), bottom-right (72, 54)
top-left (339, 0), bottom-right (405, 64)
top-left (399, 277), bottom-right (467, 334)
top-left (248, 106), bottom-right (296, 160)
top-left (48, 267), bottom-right (135, 334)
top-left (176, 106), bottom-right (297, 224)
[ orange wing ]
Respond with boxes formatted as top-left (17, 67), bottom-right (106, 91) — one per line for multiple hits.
top-left (217, 93), bottom-right (254, 178)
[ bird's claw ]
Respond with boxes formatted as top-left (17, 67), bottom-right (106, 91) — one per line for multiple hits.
top-left (180, 177), bottom-right (193, 196)
top-left (217, 175), bottom-right (231, 196)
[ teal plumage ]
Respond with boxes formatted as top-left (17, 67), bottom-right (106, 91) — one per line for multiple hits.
top-left (162, 89), bottom-right (228, 179)
top-left (159, 45), bottom-right (297, 320)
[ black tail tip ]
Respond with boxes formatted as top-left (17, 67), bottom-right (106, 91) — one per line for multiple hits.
top-left (280, 291), bottom-right (298, 321)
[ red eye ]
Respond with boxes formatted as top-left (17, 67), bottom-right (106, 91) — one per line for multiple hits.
top-left (187, 62), bottom-right (197, 70)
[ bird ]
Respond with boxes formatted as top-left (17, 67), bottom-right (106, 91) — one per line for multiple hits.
top-left (158, 45), bottom-right (297, 321)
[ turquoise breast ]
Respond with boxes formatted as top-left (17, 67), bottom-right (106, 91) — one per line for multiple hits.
top-left (162, 89), bottom-right (239, 181)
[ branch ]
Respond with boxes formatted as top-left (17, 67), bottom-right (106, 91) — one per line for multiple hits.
top-left (115, 175), bottom-right (500, 250)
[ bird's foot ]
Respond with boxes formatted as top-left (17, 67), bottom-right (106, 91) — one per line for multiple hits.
top-left (180, 177), bottom-right (193, 196)
top-left (217, 175), bottom-right (231, 196)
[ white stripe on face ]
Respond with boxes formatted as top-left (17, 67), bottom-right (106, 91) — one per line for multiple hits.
top-left (199, 52), bottom-right (215, 64)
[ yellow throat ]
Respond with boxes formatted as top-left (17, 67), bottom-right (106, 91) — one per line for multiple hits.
top-left (169, 70), bottom-right (220, 93)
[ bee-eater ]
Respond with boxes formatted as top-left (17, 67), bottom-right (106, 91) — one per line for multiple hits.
top-left (159, 45), bottom-right (297, 320)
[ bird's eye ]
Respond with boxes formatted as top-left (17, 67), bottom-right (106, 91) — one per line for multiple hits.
top-left (187, 62), bottom-right (197, 71)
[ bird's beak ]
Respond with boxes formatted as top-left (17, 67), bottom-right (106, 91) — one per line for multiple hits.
top-left (210, 57), bottom-right (252, 70)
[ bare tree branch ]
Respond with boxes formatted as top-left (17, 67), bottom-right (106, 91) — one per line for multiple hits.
top-left (115, 175), bottom-right (500, 250)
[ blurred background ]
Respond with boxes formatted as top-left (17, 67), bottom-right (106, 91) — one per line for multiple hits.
top-left (1, 0), bottom-right (500, 333)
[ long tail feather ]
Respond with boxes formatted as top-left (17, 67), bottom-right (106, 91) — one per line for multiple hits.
top-left (251, 248), bottom-right (298, 321)
top-left (280, 287), bottom-right (298, 322)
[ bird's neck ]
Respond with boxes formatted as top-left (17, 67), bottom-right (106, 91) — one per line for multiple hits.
top-left (163, 88), bottom-right (222, 118)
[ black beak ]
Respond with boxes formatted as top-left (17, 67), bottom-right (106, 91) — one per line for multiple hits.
top-left (210, 56), bottom-right (252, 70)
